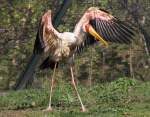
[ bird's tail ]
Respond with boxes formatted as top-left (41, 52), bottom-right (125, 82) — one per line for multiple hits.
top-left (39, 57), bottom-right (58, 70)
top-left (14, 54), bottom-right (41, 90)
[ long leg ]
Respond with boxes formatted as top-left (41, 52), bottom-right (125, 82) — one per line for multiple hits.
top-left (70, 66), bottom-right (87, 112)
top-left (43, 63), bottom-right (57, 112)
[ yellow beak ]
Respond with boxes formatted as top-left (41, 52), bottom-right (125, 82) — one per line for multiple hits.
top-left (88, 25), bottom-right (108, 47)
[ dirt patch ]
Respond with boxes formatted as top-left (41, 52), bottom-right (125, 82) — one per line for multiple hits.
top-left (0, 110), bottom-right (31, 117)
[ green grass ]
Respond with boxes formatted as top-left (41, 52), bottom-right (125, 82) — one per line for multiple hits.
top-left (0, 78), bottom-right (150, 117)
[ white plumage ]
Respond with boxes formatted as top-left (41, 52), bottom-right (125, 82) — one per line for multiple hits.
top-left (41, 7), bottom-right (135, 112)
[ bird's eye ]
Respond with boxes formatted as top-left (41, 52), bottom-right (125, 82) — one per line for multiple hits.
top-left (84, 24), bottom-right (91, 32)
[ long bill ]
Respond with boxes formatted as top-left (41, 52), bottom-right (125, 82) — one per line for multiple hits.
top-left (87, 24), bottom-right (108, 47)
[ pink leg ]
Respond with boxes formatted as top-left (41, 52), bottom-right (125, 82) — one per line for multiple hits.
top-left (70, 66), bottom-right (87, 112)
top-left (43, 63), bottom-right (57, 112)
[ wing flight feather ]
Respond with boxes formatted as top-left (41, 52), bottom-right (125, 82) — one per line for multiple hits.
top-left (41, 10), bottom-right (60, 53)
top-left (74, 7), bottom-right (136, 53)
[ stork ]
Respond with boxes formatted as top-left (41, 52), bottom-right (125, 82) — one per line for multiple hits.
top-left (38, 7), bottom-right (136, 112)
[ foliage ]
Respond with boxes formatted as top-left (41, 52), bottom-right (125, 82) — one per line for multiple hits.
top-left (0, 78), bottom-right (150, 116)
top-left (0, 0), bottom-right (150, 90)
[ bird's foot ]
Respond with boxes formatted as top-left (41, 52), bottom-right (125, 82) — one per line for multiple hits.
top-left (80, 106), bottom-right (87, 112)
top-left (43, 106), bottom-right (53, 112)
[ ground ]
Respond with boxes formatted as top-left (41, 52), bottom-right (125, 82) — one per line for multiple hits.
top-left (0, 78), bottom-right (150, 117)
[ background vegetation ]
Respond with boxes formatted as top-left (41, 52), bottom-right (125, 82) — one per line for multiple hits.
top-left (0, 0), bottom-right (150, 116)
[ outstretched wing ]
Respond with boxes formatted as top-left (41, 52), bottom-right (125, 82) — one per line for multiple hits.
top-left (74, 7), bottom-right (136, 52)
top-left (41, 10), bottom-right (60, 53)
top-left (90, 10), bottom-right (135, 44)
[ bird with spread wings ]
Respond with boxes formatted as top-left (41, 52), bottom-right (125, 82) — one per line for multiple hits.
top-left (38, 7), bottom-right (137, 112)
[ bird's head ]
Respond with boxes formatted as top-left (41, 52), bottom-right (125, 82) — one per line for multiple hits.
top-left (80, 7), bottom-right (108, 47)
top-left (82, 21), bottom-right (108, 47)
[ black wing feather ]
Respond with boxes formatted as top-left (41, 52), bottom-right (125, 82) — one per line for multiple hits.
top-left (93, 18), bottom-right (135, 44)
top-left (76, 14), bottom-right (136, 53)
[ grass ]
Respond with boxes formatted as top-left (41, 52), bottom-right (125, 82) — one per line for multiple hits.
top-left (0, 78), bottom-right (150, 117)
